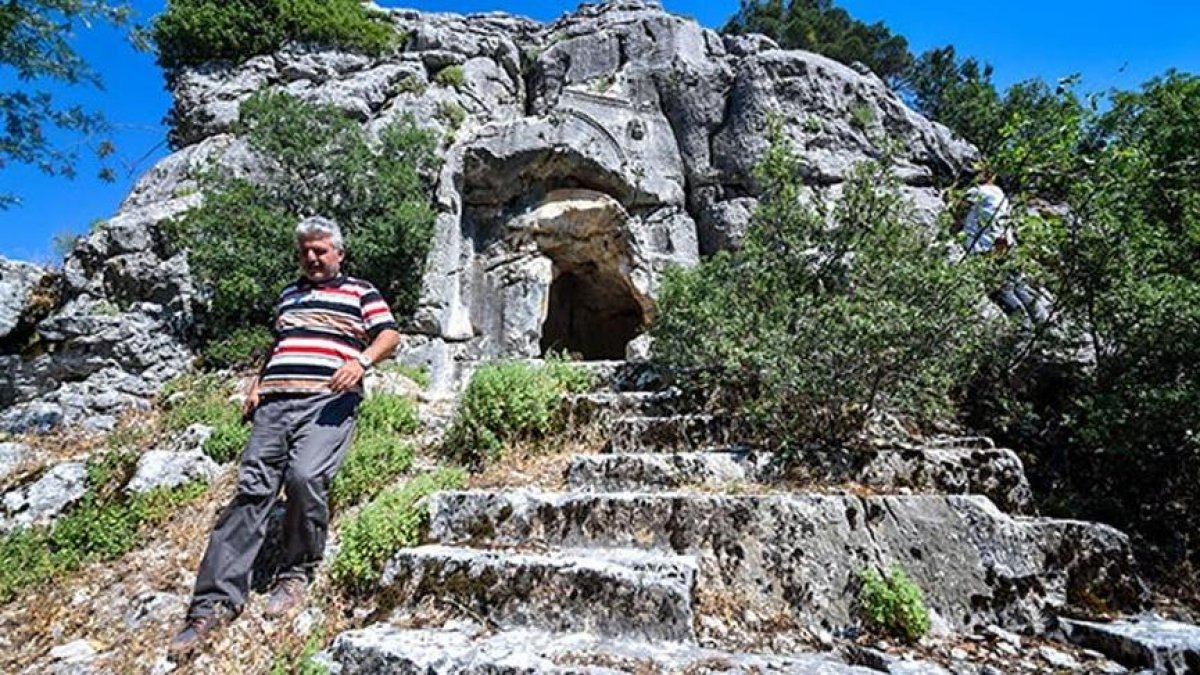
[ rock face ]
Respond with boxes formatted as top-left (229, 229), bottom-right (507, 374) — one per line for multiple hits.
top-left (114, 0), bottom-right (978, 400)
top-left (0, 0), bottom-right (975, 423)
top-left (422, 490), bottom-right (1142, 634)
top-left (0, 257), bottom-right (49, 342)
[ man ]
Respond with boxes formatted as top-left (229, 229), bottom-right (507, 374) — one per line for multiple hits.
top-left (169, 216), bottom-right (401, 653)
top-left (955, 167), bottom-right (1049, 325)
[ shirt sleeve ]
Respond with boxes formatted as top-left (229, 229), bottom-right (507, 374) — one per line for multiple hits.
top-left (360, 284), bottom-right (399, 339)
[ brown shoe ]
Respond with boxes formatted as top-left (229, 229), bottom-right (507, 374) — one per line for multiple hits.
top-left (168, 613), bottom-right (224, 655)
top-left (263, 576), bottom-right (307, 618)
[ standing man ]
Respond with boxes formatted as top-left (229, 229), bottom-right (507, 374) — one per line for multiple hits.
top-left (955, 167), bottom-right (1050, 325)
top-left (169, 216), bottom-right (401, 653)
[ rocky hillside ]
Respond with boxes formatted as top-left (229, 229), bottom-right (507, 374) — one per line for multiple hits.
top-left (2, 1), bottom-right (1198, 673)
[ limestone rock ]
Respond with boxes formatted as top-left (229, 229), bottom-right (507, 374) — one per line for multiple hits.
top-left (0, 441), bottom-right (30, 483)
top-left (0, 257), bottom-right (48, 340)
top-left (424, 490), bottom-right (1146, 634)
top-left (124, 592), bottom-right (184, 631)
top-left (1, 461), bottom-right (88, 533)
top-left (321, 622), bottom-right (881, 674)
top-left (124, 439), bottom-right (220, 494)
top-left (381, 545), bottom-right (697, 641)
top-left (4, 1), bottom-right (979, 408)
top-left (321, 619), bottom-right (883, 667)
top-left (1060, 617), bottom-right (1200, 674)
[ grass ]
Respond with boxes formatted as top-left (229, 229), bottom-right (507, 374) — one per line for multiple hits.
top-left (378, 361), bottom-right (430, 389)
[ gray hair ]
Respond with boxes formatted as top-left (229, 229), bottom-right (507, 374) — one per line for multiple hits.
top-left (295, 216), bottom-right (345, 251)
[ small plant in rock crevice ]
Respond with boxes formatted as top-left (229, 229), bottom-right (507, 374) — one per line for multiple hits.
top-left (437, 101), bottom-right (467, 133)
top-left (434, 65), bottom-right (466, 91)
top-left (858, 564), bottom-right (931, 642)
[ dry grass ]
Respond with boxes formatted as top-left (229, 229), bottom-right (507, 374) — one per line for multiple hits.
top-left (0, 468), bottom-right (370, 674)
top-left (467, 424), bottom-right (607, 491)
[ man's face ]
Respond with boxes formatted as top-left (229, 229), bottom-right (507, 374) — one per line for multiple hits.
top-left (297, 235), bottom-right (344, 282)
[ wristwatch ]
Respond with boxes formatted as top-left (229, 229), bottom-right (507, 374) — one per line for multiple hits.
top-left (355, 353), bottom-right (373, 370)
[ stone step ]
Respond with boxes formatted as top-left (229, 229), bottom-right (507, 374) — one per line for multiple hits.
top-left (560, 389), bottom-right (680, 424)
top-left (568, 360), bottom-right (664, 393)
top-left (569, 446), bottom-right (1033, 513)
top-left (567, 450), bottom-right (777, 492)
top-left (1061, 617), bottom-right (1200, 673)
top-left (606, 414), bottom-right (743, 453)
top-left (424, 490), bottom-right (1146, 634)
top-left (380, 545), bottom-right (698, 641)
top-left (318, 621), bottom-right (882, 674)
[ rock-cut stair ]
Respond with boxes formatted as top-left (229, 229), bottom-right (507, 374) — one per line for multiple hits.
top-left (319, 367), bottom-right (1152, 674)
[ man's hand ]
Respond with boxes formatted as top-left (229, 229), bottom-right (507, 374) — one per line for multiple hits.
top-left (242, 380), bottom-right (261, 422)
top-left (330, 360), bottom-right (366, 393)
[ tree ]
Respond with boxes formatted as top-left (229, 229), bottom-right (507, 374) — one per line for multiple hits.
top-left (905, 46), bottom-right (1005, 154)
top-left (0, 1), bottom-right (131, 207)
top-left (652, 125), bottom-right (994, 451)
top-left (967, 72), bottom-right (1200, 578)
top-left (723, 0), bottom-right (912, 84)
top-left (164, 92), bottom-right (441, 367)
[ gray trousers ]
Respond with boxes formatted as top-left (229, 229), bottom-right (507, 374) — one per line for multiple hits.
top-left (188, 391), bottom-right (359, 618)
top-left (993, 271), bottom-right (1050, 325)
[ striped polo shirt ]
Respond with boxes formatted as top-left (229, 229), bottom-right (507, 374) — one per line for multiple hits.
top-left (259, 275), bottom-right (398, 396)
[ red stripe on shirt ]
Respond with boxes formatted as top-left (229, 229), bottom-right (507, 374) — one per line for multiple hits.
top-left (273, 345), bottom-right (352, 360)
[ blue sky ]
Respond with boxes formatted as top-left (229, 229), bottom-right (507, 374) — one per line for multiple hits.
top-left (1, 0), bottom-right (1197, 263)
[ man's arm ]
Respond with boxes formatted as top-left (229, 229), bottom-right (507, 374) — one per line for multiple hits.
top-left (329, 328), bottom-right (402, 393)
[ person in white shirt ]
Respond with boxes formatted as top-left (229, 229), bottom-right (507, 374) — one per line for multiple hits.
top-left (955, 167), bottom-right (1049, 325)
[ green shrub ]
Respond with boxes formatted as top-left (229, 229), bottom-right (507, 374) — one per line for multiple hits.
top-left (963, 72), bottom-right (1200, 577)
top-left (164, 92), bottom-right (439, 354)
top-left (200, 325), bottom-right (275, 370)
top-left (356, 394), bottom-right (420, 438)
top-left (160, 374), bottom-right (250, 462)
top-left (652, 126), bottom-right (994, 451)
top-left (441, 359), bottom-right (596, 467)
top-left (331, 468), bottom-right (466, 591)
top-left (859, 565), bottom-right (931, 642)
top-left (152, 0), bottom-right (394, 70)
top-left (332, 436), bottom-right (414, 508)
top-left (331, 394), bottom-right (420, 507)
top-left (0, 528), bottom-right (58, 603)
